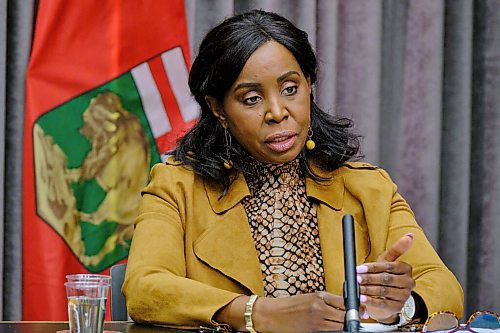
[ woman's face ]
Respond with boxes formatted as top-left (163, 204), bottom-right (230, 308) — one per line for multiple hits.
top-left (209, 41), bottom-right (311, 164)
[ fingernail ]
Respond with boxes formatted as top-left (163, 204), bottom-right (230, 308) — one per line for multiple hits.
top-left (362, 311), bottom-right (370, 319)
top-left (357, 275), bottom-right (362, 284)
top-left (405, 233), bottom-right (414, 239)
top-left (356, 265), bottom-right (368, 273)
top-left (360, 294), bottom-right (367, 303)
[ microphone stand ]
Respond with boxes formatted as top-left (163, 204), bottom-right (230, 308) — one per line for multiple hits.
top-left (342, 214), bottom-right (361, 332)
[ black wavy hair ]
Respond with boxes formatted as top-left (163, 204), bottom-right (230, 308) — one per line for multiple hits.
top-left (172, 9), bottom-right (360, 191)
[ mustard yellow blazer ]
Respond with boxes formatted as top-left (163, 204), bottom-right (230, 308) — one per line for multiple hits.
top-left (123, 159), bottom-right (463, 328)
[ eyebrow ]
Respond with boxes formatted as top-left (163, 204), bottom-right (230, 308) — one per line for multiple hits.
top-left (232, 70), bottom-right (301, 93)
top-left (277, 70), bottom-right (300, 83)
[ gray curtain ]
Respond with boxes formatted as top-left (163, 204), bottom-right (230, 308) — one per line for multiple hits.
top-left (1, 0), bottom-right (498, 320)
top-left (1, 0), bottom-right (35, 320)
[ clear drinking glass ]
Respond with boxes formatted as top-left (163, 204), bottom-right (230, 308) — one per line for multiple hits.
top-left (66, 274), bottom-right (111, 284)
top-left (65, 280), bottom-right (110, 333)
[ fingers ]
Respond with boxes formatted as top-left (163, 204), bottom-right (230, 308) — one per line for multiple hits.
top-left (323, 312), bottom-right (345, 326)
top-left (357, 234), bottom-right (416, 323)
top-left (377, 233), bottom-right (414, 262)
top-left (360, 284), bottom-right (412, 302)
top-left (320, 292), bottom-right (369, 321)
top-left (362, 295), bottom-right (404, 316)
top-left (317, 291), bottom-right (345, 310)
top-left (356, 262), bottom-right (415, 305)
top-left (255, 293), bottom-right (346, 333)
top-left (314, 292), bottom-right (346, 329)
top-left (357, 261), bottom-right (413, 275)
top-left (357, 262), bottom-right (415, 288)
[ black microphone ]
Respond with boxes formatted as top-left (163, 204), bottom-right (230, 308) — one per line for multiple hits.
top-left (342, 214), bottom-right (361, 332)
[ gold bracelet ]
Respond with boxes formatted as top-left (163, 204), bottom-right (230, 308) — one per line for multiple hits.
top-left (244, 295), bottom-right (258, 333)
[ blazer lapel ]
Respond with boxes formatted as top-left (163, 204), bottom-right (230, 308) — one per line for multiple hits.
top-left (306, 173), bottom-right (345, 294)
top-left (307, 173), bottom-right (370, 294)
top-left (195, 172), bottom-right (264, 295)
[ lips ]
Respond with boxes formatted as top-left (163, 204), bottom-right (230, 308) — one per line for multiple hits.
top-left (265, 131), bottom-right (297, 152)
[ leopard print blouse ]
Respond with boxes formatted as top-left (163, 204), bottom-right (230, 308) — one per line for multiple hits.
top-left (241, 158), bottom-right (326, 297)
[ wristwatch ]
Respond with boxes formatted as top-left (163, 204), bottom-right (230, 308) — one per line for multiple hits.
top-left (399, 295), bottom-right (416, 325)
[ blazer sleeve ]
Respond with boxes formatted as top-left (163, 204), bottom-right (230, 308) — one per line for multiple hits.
top-left (122, 164), bottom-right (240, 328)
top-left (378, 168), bottom-right (464, 318)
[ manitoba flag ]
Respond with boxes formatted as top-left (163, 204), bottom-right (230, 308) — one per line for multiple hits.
top-left (23, 1), bottom-right (195, 319)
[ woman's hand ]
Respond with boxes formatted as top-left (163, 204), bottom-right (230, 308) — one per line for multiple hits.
top-left (253, 291), bottom-right (347, 333)
top-left (216, 291), bottom-right (359, 333)
top-left (356, 233), bottom-right (416, 324)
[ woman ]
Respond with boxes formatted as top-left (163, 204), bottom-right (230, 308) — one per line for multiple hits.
top-left (123, 9), bottom-right (463, 332)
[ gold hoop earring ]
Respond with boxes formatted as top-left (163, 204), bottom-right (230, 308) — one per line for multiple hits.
top-left (223, 128), bottom-right (233, 170)
top-left (306, 128), bottom-right (316, 150)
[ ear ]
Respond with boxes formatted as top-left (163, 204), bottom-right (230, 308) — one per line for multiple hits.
top-left (205, 96), bottom-right (228, 128)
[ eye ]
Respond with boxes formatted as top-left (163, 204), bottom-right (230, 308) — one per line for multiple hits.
top-left (282, 85), bottom-right (298, 96)
top-left (243, 95), bottom-right (262, 106)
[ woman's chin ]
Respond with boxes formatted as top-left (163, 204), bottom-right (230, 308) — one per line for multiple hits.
top-left (257, 149), bottom-right (302, 165)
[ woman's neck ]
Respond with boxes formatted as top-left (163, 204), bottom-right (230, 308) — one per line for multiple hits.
top-left (241, 154), bottom-right (302, 195)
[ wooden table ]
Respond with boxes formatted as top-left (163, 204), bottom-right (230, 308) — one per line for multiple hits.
top-left (0, 321), bottom-right (196, 333)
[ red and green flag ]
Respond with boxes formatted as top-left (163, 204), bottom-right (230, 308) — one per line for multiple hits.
top-left (23, 0), bottom-right (195, 320)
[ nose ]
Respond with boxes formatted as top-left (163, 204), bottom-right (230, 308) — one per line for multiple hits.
top-left (264, 96), bottom-right (289, 123)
